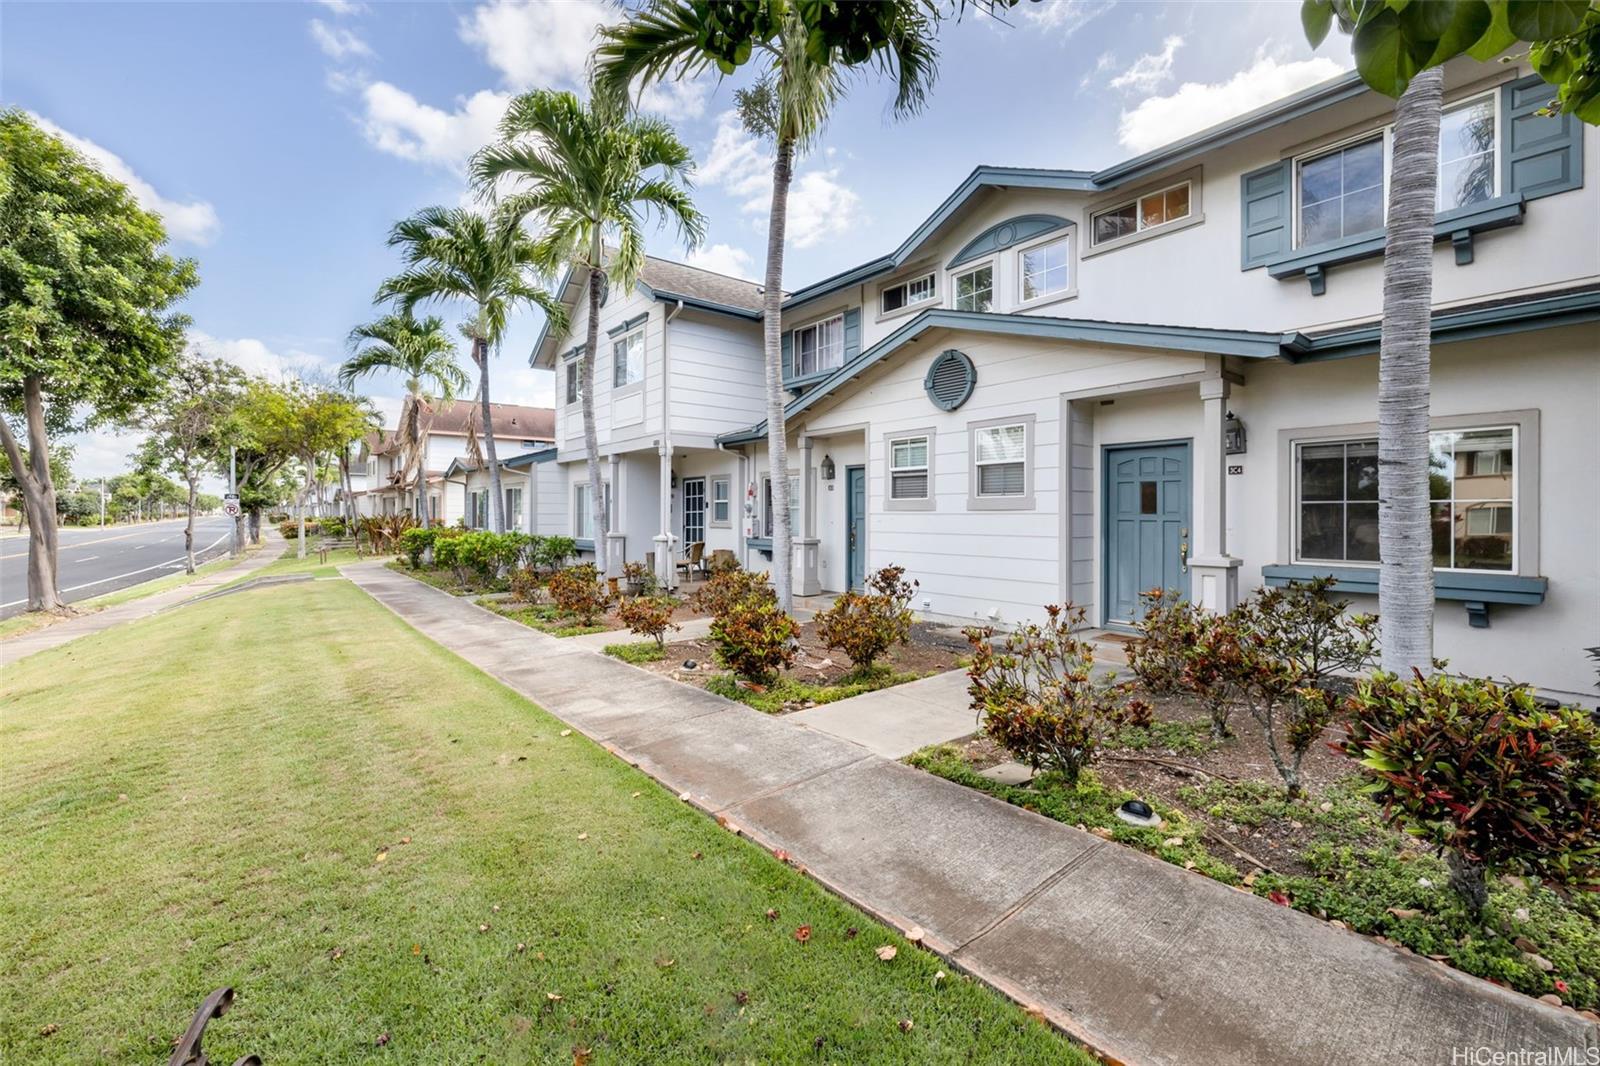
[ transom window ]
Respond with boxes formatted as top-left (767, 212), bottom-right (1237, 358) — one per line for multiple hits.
top-left (613, 329), bottom-right (643, 388)
top-left (881, 272), bottom-right (935, 314)
top-left (889, 436), bottom-right (929, 500)
top-left (952, 265), bottom-right (993, 312)
top-left (1019, 237), bottom-right (1069, 302)
top-left (710, 477), bottom-right (730, 524)
top-left (975, 423), bottom-right (1027, 497)
top-left (1092, 181), bottom-right (1192, 245)
top-left (1297, 135), bottom-right (1385, 246)
top-left (1438, 96), bottom-right (1497, 212)
top-left (794, 314), bottom-right (844, 377)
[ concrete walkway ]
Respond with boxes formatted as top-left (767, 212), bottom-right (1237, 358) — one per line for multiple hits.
top-left (0, 533), bottom-right (284, 667)
top-left (789, 668), bottom-right (977, 758)
top-left (342, 560), bottom-right (1596, 1066)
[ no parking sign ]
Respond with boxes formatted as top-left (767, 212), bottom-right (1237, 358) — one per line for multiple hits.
top-left (223, 493), bottom-right (241, 518)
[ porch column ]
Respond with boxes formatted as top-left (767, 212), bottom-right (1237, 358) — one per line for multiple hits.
top-left (604, 453), bottom-right (625, 579)
top-left (795, 435), bottom-right (821, 597)
top-left (525, 467), bottom-right (537, 536)
top-left (1190, 376), bottom-right (1241, 612)
top-left (654, 444), bottom-right (674, 590)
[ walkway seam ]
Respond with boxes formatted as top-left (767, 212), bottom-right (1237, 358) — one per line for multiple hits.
top-left (709, 753), bottom-right (878, 815)
top-left (952, 840), bottom-right (1107, 953)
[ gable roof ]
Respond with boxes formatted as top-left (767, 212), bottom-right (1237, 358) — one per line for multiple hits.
top-left (424, 399), bottom-right (554, 440)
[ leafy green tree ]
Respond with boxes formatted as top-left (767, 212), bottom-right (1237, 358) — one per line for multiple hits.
top-left (284, 383), bottom-right (378, 557)
top-left (595, 0), bottom-right (937, 610)
top-left (376, 208), bottom-right (561, 535)
top-left (472, 89), bottom-right (703, 576)
top-left (0, 109), bottom-right (197, 612)
top-left (219, 377), bottom-right (301, 549)
top-left (339, 313), bottom-right (466, 525)
top-left (140, 354), bottom-right (246, 572)
top-left (1302, 0), bottom-right (1600, 674)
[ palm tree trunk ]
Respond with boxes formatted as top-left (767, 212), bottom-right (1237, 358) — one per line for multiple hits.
top-left (582, 265), bottom-right (607, 573)
top-left (476, 334), bottom-right (505, 534)
top-left (410, 390), bottom-right (428, 524)
top-left (1378, 66), bottom-right (1443, 676)
top-left (0, 375), bottom-right (66, 612)
top-left (764, 136), bottom-right (796, 612)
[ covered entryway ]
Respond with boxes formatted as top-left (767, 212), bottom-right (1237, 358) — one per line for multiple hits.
top-left (1104, 441), bottom-right (1190, 626)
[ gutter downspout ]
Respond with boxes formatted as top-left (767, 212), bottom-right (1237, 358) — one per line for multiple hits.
top-left (656, 299), bottom-right (684, 589)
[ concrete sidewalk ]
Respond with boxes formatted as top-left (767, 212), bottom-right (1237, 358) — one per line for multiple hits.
top-left (0, 534), bottom-right (284, 667)
top-left (342, 560), bottom-right (1597, 1066)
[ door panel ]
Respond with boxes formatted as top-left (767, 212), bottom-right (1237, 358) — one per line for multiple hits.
top-left (846, 466), bottom-right (866, 591)
top-left (1104, 443), bottom-right (1190, 624)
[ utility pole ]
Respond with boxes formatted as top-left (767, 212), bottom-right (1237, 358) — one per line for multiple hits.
top-left (99, 477), bottom-right (106, 527)
top-left (229, 445), bottom-right (239, 557)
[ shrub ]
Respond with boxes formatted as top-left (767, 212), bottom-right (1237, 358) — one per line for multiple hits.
top-left (1182, 611), bottom-right (1248, 740)
top-left (1128, 587), bottom-right (1203, 695)
top-left (547, 563), bottom-right (610, 624)
top-left (533, 535), bottom-right (577, 573)
top-left (432, 533), bottom-right (469, 584)
top-left (816, 565), bottom-right (917, 670)
top-left (965, 605), bottom-right (1150, 786)
top-left (614, 595), bottom-right (679, 648)
top-left (508, 565), bottom-right (543, 603)
top-left (709, 597), bottom-right (799, 683)
top-left (398, 527), bottom-right (435, 569)
top-left (278, 520), bottom-right (300, 539)
top-left (1342, 672), bottom-right (1600, 915)
top-left (320, 517), bottom-right (347, 538)
top-left (454, 531), bottom-right (526, 584)
top-left (1246, 577), bottom-right (1376, 693)
top-left (622, 560), bottom-right (659, 596)
top-left (691, 566), bottom-right (774, 619)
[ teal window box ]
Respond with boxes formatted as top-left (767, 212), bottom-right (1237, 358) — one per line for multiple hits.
top-left (746, 536), bottom-right (773, 558)
top-left (1261, 564), bottom-right (1546, 628)
top-left (573, 538), bottom-right (595, 552)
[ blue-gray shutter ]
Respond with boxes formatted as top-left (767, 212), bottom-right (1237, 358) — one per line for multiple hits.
top-left (780, 330), bottom-right (793, 378)
top-left (842, 307), bottom-right (861, 363)
top-left (1501, 74), bottom-right (1583, 202)
top-left (1239, 159), bottom-right (1293, 270)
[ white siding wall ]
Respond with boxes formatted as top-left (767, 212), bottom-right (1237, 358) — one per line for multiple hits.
top-left (667, 312), bottom-right (766, 441)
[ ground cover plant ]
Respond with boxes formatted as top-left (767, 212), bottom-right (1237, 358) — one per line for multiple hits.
top-left (0, 578), bottom-right (1095, 1064)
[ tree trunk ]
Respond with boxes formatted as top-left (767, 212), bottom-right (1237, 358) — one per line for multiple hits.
top-left (582, 264), bottom-right (607, 573)
top-left (410, 390), bottom-right (428, 524)
top-left (249, 508), bottom-right (260, 544)
top-left (0, 375), bottom-right (66, 612)
top-left (297, 466), bottom-right (309, 558)
top-left (764, 136), bottom-right (796, 612)
top-left (1377, 67), bottom-right (1443, 676)
top-left (184, 475), bottom-right (197, 574)
top-left (475, 335), bottom-right (505, 534)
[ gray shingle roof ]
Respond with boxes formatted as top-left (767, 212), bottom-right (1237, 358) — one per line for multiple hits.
top-left (638, 256), bottom-right (765, 312)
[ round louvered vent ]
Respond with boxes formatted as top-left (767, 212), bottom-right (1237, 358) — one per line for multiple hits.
top-left (924, 349), bottom-right (976, 411)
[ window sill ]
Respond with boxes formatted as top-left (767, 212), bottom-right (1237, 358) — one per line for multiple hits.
top-left (876, 298), bottom-right (938, 326)
top-left (1012, 289), bottom-right (1078, 314)
top-left (783, 368), bottom-right (839, 392)
top-left (1261, 563), bottom-right (1546, 628)
top-left (1264, 194), bottom-right (1526, 295)
top-left (611, 381), bottom-right (644, 397)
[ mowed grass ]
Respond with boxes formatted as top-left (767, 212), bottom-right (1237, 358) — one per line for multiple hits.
top-left (0, 578), bottom-right (1090, 1064)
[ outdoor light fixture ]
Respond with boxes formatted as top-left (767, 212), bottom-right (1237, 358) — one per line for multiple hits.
top-left (1116, 799), bottom-right (1163, 828)
top-left (1225, 411), bottom-right (1247, 455)
top-left (821, 454), bottom-right (836, 480)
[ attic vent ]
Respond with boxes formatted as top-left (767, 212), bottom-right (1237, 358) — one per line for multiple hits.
top-left (924, 349), bottom-right (976, 412)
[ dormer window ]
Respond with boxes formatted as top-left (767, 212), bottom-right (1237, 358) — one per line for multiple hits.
top-left (1092, 181), bottom-right (1192, 246)
top-left (880, 272), bottom-right (935, 315)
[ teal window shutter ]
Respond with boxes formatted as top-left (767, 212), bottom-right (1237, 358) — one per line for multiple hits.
top-left (1240, 159), bottom-right (1292, 270)
top-left (1501, 75), bottom-right (1583, 201)
top-left (781, 330), bottom-right (793, 378)
top-left (842, 307), bottom-right (861, 363)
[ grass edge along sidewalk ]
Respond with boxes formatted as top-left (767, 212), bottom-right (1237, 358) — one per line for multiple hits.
top-left (0, 576), bottom-right (1092, 1065)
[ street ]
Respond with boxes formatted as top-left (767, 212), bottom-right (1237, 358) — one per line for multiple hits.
top-left (0, 515), bottom-right (237, 619)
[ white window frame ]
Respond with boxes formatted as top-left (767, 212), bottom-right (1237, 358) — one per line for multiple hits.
top-left (573, 481), bottom-right (611, 542)
top-left (968, 414), bottom-right (1035, 511)
top-left (793, 313), bottom-right (845, 377)
top-left (1436, 91), bottom-right (1501, 212)
top-left (612, 329), bottom-right (644, 389)
top-left (1016, 234), bottom-right (1072, 307)
top-left (885, 430), bottom-right (935, 512)
top-left (1091, 180), bottom-right (1193, 246)
top-left (880, 271), bottom-right (936, 316)
top-left (709, 476), bottom-right (731, 527)
top-left (564, 354), bottom-right (582, 405)
top-left (760, 474), bottom-right (800, 538)
top-left (504, 486), bottom-right (523, 531)
top-left (950, 263), bottom-right (994, 313)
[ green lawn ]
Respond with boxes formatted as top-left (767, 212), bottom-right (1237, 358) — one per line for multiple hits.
top-left (0, 578), bottom-right (1089, 1064)
top-left (0, 553), bottom-right (240, 640)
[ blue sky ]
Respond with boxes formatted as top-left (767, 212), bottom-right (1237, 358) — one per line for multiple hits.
top-left (3, 0), bottom-right (1349, 480)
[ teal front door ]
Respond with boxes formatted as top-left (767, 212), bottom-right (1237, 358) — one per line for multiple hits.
top-left (846, 465), bottom-right (866, 591)
top-left (1104, 443), bottom-right (1190, 626)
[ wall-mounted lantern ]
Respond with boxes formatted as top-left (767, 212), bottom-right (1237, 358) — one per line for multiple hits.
top-left (820, 454), bottom-right (836, 481)
top-left (1225, 411), bottom-right (1247, 455)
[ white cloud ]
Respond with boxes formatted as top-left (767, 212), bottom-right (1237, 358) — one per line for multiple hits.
top-left (638, 78), bottom-right (710, 122)
top-left (1109, 36), bottom-right (1183, 94)
top-left (1117, 50), bottom-right (1346, 154)
top-left (29, 115), bottom-right (220, 246)
top-left (359, 82), bottom-right (511, 171)
top-left (309, 18), bottom-right (372, 59)
top-left (185, 330), bottom-right (333, 382)
top-left (1016, 0), bottom-right (1115, 36)
top-left (785, 170), bottom-right (862, 249)
top-left (684, 243), bottom-right (757, 280)
top-left (313, 0), bottom-right (365, 14)
top-left (65, 427), bottom-right (151, 481)
top-left (1078, 51), bottom-right (1118, 91)
top-left (698, 111), bottom-right (861, 249)
top-left (700, 111), bottom-right (771, 200)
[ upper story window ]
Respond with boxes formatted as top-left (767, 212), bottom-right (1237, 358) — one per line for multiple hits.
top-left (881, 272), bottom-right (935, 315)
top-left (613, 329), bottom-right (644, 388)
top-left (1019, 237), bottom-right (1070, 302)
top-left (1092, 181), bottom-right (1192, 246)
top-left (564, 348), bottom-right (584, 405)
top-left (795, 314), bottom-right (844, 377)
top-left (1438, 95), bottom-right (1497, 212)
top-left (1297, 135), bottom-right (1385, 246)
top-left (952, 265), bottom-right (993, 312)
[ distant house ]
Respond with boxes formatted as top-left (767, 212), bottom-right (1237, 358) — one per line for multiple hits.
top-left (528, 58), bottom-right (1598, 700)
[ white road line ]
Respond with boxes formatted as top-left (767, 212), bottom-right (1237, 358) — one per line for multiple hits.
top-left (0, 530), bottom-right (231, 609)
top-left (78, 555), bottom-right (99, 562)
top-left (0, 518), bottom-right (231, 560)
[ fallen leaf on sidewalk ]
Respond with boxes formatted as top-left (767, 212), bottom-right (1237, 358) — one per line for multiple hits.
top-left (1267, 890), bottom-right (1291, 906)
top-left (905, 925), bottom-right (924, 944)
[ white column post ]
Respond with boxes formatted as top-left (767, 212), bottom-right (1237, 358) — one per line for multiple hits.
top-left (525, 466), bottom-right (537, 535)
top-left (795, 435), bottom-right (821, 597)
top-left (1190, 375), bottom-right (1240, 612)
top-left (654, 443), bottom-right (674, 590)
top-left (604, 453), bottom-right (625, 579)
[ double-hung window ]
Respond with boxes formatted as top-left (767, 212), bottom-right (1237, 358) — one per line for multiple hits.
top-left (889, 436), bottom-right (929, 500)
top-left (564, 351), bottom-right (583, 405)
top-left (574, 482), bottom-right (611, 541)
top-left (613, 329), bottom-right (643, 388)
top-left (760, 475), bottom-right (799, 537)
top-left (1297, 135), bottom-right (1385, 246)
top-left (881, 272), bottom-right (935, 314)
top-left (794, 314), bottom-right (844, 377)
top-left (504, 486), bottom-right (523, 531)
top-left (1438, 95), bottom-right (1497, 211)
top-left (710, 477), bottom-right (731, 525)
top-left (974, 423), bottom-right (1027, 497)
top-left (1091, 181), bottom-right (1192, 246)
top-left (1019, 237), bottom-right (1069, 302)
top-left (952, 265), bottom-right (993, 312)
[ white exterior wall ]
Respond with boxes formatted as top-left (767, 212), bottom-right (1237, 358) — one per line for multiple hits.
top-left (667, 312), bottom-right (766, 443)
top-left (425, 434), bottom-right (541, 474)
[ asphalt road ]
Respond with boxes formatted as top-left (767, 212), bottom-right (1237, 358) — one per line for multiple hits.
top-left (0, 516), bottom-right (238, 619)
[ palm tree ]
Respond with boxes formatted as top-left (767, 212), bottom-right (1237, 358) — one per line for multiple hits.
top-left (472, 89), bottom-right (705, 575)
top-left (339, 313), bottom-right (467, 526)
top-left (376, 207), bottom-right (562, 534)
top-left (594, 0), bottom-right (938, 610)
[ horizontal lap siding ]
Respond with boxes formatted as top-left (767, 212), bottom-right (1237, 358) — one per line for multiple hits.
top-left (668, 314), bottom-right (765, 439)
